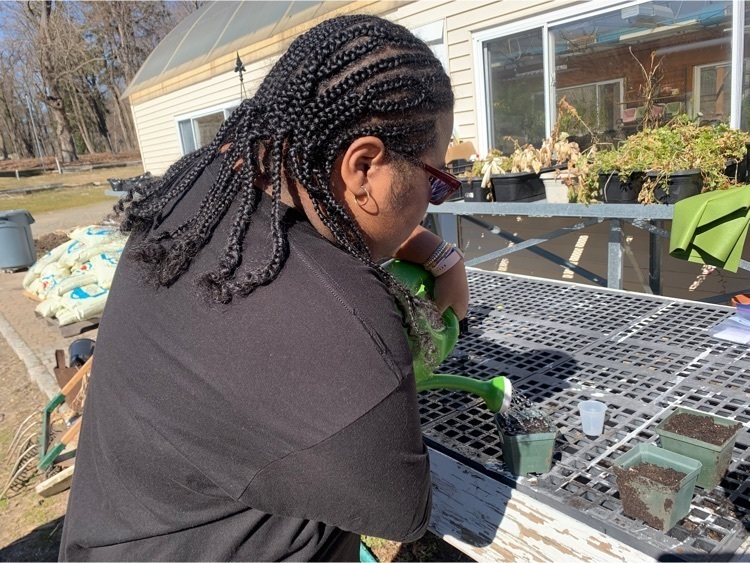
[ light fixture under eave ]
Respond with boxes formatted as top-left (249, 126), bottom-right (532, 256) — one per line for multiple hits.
top-left (621, 4), bottom-right (675, 26)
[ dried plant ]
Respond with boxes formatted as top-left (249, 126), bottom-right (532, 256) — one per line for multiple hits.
top-left (630, 48), bottom-right (665, 130)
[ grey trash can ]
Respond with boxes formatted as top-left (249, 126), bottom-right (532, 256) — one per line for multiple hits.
top-left (0, 209), bottom-right (36, 269)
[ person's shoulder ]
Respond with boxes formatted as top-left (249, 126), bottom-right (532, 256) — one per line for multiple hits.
top-left (282, 235), bottom-right (413, 379)
top-left (291, 235), bottom-right (397, 319)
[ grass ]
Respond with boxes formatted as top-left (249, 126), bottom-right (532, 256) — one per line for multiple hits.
top-left (0, 186), bottom-right (114, 215)
top-left (0, 162), bottom-right (143, 215)
top-left (0, 165), bottom-right (144, 192)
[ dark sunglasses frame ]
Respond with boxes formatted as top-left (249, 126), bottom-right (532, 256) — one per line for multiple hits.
top-left (419, 162), bottom-right (462, 204)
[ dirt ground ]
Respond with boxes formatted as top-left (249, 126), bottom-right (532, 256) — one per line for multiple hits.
top-left (0, 337), bottom-right (68, 562)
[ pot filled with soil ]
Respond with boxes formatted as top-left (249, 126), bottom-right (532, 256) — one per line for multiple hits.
top-left (461, 178), bottom-right (494, 203)
top-left (613, 444), bottom-right (702, 532)
top-left (540, 170), bottom-right (573, 203)
top-left (490, 172), bottom-right (545, 202)
top-left (655, 407), bottom-right (743, 489)
top-left (495, 404), bottom-right (557, 476)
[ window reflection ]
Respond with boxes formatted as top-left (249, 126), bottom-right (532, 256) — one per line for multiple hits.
top-left (484, 28), bottom-right (545, 153)
top-left (484, 1), bottom-right (736, 151)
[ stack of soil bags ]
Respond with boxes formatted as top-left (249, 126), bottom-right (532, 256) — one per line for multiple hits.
top-left (22, 225), bottom-right (128, 327)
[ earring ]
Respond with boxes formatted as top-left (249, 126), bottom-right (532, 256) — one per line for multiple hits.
top-left (355, 186), bottom-right (370, 207)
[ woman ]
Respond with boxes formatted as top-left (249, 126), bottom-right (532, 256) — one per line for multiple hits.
top-left (60, 14), bottom-right (468, 562)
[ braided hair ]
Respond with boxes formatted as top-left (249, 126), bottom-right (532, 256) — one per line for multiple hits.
top-left (116, 14), bottom-right (454, 360)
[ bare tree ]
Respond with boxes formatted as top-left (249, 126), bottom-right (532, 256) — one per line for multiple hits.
top-left (17, 1), bottom-right (80, 162)
top-left (0, 1), bottom-right (203, 163)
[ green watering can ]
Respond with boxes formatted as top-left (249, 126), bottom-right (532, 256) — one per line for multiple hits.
top-left (386, 260), bottom-right (513, 414)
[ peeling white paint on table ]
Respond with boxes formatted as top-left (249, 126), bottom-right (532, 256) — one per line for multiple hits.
top-left (428, 447), bottom-right (654, 562)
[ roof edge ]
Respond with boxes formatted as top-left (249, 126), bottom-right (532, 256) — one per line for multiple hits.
top-left (124, 0), bottom-right (413, 104)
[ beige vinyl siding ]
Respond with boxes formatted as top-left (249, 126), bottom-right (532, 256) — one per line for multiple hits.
top-left (131, 53), bottom-right (279, 174)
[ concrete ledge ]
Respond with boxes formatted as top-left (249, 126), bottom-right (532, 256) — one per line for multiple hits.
top-left (1, 183), bottom-right (64, 195)
top-left (0, 310), bottom-right (60, 400)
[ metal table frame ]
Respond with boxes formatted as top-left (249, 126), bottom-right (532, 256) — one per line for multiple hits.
top-left (427, 201), bottom-right (750, 300)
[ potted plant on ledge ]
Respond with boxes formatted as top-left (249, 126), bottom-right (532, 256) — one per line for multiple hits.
top-left (468, 144), bottom-right (546, 203)
top-left (590, 116), bottom-right (750, 204)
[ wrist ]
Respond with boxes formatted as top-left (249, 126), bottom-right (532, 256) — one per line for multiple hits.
top-left (425, 245), bottom-right (464, 277)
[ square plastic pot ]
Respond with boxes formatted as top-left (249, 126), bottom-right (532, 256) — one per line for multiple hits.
top-left (540, 171), bottom-right (572, 203)
top-left (656, 407), bottom-right (743, 489)
top-left (613, 444), bottom-right (701, 532)
top-left (495, 415), bottom-right (556, 475)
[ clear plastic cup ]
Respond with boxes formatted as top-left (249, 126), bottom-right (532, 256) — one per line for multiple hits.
top-left (579, 400), bottom-right (607, 436)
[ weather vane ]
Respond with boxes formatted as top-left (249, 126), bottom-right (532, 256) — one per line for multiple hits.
top-left (234, 52), bottom-right (247, 100)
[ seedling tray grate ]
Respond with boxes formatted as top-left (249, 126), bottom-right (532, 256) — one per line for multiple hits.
top-left (420, 271), bottom-right (749, 560)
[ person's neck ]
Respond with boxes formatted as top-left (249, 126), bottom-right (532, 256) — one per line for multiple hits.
top-left (261, 175), bottom-right (335, 245)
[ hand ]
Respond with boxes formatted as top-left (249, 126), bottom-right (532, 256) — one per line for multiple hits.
top-left (432, 257), bottom-right (469, 320)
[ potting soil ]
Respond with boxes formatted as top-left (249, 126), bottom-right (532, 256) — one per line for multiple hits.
top-left (618, 462), bottom-right (685, 489)
top-left (497, 391), bottom-right (554, 436)
top-left (662, 413), bottom-right (742, 446)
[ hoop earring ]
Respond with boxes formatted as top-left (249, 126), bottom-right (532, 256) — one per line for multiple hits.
top-left (355, 186), bottom-right (370, 207)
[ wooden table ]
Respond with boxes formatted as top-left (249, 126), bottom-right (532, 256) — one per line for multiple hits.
top-left (423, 269), bottom-right (750, 561)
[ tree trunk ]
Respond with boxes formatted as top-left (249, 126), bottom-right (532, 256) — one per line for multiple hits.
top-left (68, 87), bottom-right (95, 154)
top-left (44, 84), bottom-right (77, 162)
top-left (36, 0), bottom-right (78, 163)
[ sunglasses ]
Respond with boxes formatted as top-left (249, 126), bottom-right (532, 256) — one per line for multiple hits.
top-left (419, 162), bottom-right (462, 205)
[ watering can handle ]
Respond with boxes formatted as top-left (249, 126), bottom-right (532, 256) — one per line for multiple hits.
top-left (385, 260), bottom-right (460, 365)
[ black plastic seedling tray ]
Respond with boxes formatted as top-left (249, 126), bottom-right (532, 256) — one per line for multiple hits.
top-left (419, 270), bottom-right (749, 561)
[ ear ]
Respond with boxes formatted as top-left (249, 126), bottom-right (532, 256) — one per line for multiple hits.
top-left (338, 136), bottom-right (387, 199)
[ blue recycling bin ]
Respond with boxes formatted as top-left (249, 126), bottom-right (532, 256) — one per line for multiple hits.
top-left (0, 209), bottom-right (36, 269)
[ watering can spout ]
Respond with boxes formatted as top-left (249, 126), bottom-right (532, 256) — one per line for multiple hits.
top-left (385, 259), bottom-right (514, 413)
top-left (416, 375), bottom-right (513, 414)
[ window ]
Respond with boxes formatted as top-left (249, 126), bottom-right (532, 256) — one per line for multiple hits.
top-left (177, 104), bottom-right (238, 155)
top-left (484, 28), bottom-right (545, 153)
top-left (557, 79), bottom-right (623, 135)
top-left (696, 62), bottom-right (731, 124)
top-left (411, 20), bottom-right (448, 72)
top-left (476, 1), bottom-right (737, 153)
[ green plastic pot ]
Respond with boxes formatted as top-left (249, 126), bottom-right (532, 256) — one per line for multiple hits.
top-left (613, 444), bottom-right (701, 532)
top-left (495, 414), bottom-right (556, 475)
top-left (656, 407), bottom-right (743, 490)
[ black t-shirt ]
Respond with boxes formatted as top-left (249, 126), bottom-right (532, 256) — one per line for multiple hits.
top-left (59, 158), bottom-right (431, 561)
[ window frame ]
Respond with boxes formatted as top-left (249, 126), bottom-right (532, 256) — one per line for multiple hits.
top-left (175, 101), bottom-right (240, 155)
top-left (694, 61), bottom-right (732, 121)
top-left (557, 78), bottom-right (625, 132)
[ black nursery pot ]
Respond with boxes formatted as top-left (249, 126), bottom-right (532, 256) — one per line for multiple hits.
top-left (648, 169), bottom-right (703, 204)
top-left (461, 178), bottom-right (493, 202)
top-left (724, 158), bottom-right (748, 185)
top-left (490, 172), bottom-right (545, 202)
top-left (599, 171), bottom-right (643, 203)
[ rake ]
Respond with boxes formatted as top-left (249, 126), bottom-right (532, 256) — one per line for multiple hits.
top-left (38, 356), bottom-right (91, 471)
